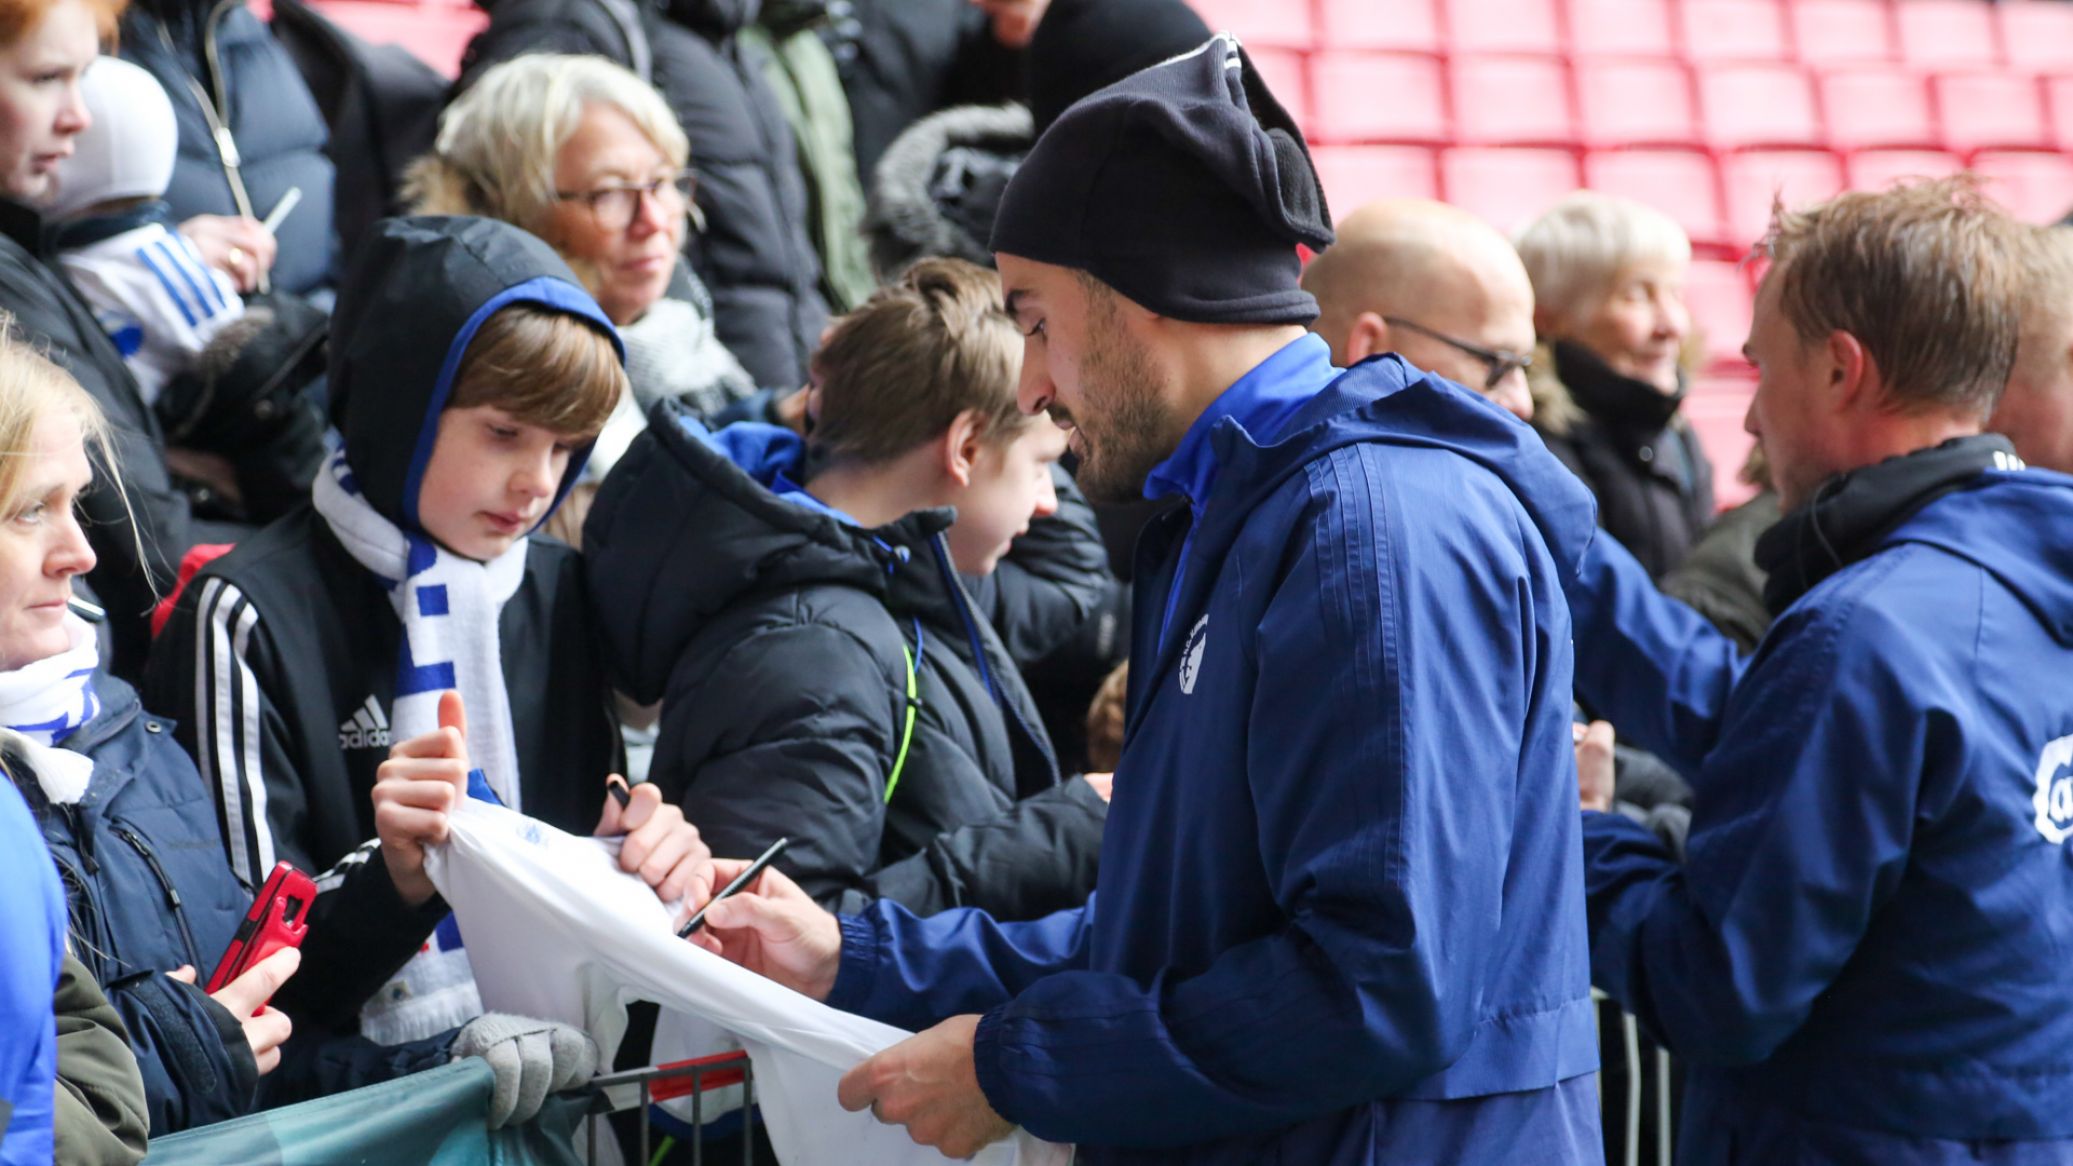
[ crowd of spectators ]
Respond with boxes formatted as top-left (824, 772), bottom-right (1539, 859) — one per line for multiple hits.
top-left (0, 0), bottom-right (2068, 1162)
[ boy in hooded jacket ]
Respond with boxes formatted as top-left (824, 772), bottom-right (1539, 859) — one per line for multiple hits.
top-left (585, 256), bottom-right (1107, 922)
top-left (145, 216), bottom-right (715, 1064)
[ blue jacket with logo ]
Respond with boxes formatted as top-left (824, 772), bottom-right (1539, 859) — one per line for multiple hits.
top-left (1569, 468), bottom-right (2073, 1164)
top-left (828, 338), bottom-right (1604, 1164)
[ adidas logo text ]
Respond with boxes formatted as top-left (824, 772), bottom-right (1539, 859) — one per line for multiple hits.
top-left (339, 695), bottom-right (392, 751)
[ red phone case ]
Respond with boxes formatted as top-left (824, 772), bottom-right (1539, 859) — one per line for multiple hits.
top-left (206, 861), bottom-right (315, 1002)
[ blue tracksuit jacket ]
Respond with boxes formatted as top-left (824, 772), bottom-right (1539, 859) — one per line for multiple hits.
top-left (828, 337), bottom-right (1605, 1164)
top-left (1570, 467), bottom-right (2073, 1164)
top-left (0, 777), bottom-right (62, 1166)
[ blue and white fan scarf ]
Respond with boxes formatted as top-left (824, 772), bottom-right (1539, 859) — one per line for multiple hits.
top-left (313, 447), bottom-right (528, 1043)
top-left (0, 613), bottom-right (101, 804)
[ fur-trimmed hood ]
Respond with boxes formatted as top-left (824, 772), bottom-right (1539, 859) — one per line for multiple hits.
top-left (865, 103), bottom-right (1032, 276)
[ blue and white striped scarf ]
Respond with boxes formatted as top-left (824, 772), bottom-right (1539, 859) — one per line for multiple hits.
top-left (312, 447), bottom-right (528, 1045)
top-left (0, 614), bottom-right (101, 805)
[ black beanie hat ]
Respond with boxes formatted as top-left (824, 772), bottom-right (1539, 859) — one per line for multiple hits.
top-left (990, 33), bottom-right (1334, 326)
top-left (1026, 0), bottom-right (1213, 136)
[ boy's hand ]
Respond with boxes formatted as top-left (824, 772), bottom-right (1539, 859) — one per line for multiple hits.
top-left (170, 947), bottom-right (300, 1074)
top-left (837, 1015), bottom-right (1013, 1158)
top-left (373, 691), bottom-right (471, 906)
top-left (595, 778), bottom-right (716, 917)
top-left (686, 860), bottom-right (841, 1000)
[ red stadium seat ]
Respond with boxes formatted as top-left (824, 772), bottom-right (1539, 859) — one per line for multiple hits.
top-left (1575, 58), bottom-right (1697, 148)
top-left (2044, 77), bottom-right (2073, 153)
top-left (1444, 0), bottom-right (1563, 55)
top-left (1845, 148), bottom-right (1966, 192)
top-left (1972, 151), bottom-right (2073, 224)
top-left (1790, 0), bottom-right (1895, 66)
top-left (1311, 53), bottom-right (1448, 144)
top-left (1684, 383), bottom-right (1759, 509)
top-left (1894, 0), bottom-right (2001, 70)
top-left (1720, 149), bottom-right (1846, 248)
top-left (1247, 48), bottom-right (1310, 128)
top-left (1450, 56), bottom-right (1576, 145)
top-left (1696, 64), bottom-right (1822, 150)
top-left (309, 0), bottom-right (484, 77)
top-left (1818, 68), bottom-right (1939, 151)
top-left (1997, 3), bottom-right (2073, 73)
top-left (1685, 258), bottom-right (1756, 366)
top-left (1677, 0), bottom-right (1792, 62)
top-left (1319, 0), bottom-right (1444, 53)
top-left (1440, 147), bottom-right (1582, 231)
top-left (1311, 146), bottom-right (1442, 211)
top-left (1932, 73), bottom-right (2050, 153)
top-left (1584, 148), bottom-right (1727, 246)
top-left (1187, 0), bottom-right (1314, 50)
top-left (1566, 0), bottom-right (1677, 58)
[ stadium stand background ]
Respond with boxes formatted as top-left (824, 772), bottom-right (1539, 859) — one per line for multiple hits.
top-left (275, 0), bottom-right (2073, 509)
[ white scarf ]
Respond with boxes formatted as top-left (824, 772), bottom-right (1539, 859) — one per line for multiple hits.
top-left (0, 614), bottom-right (101, 805)
top-left (312, 448), bottom-right (529, 1044)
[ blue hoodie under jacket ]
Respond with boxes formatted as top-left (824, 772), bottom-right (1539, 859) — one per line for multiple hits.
top-left (827, 337), bottom-right (1604, 1164)
top-left (1569, 468), bottom-right (2073, 1164)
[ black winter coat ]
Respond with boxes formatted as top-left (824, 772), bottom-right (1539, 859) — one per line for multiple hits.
top-left (839, 0), bottom-right (1022, 182)
top-left (120, 0), bottom-right (340, 297)
top-left (1536, 340), bottom-right (1715, 578)
top-left (14, 679), bottom-right (451, 1136)
top-left (459, 0), bottom-right (829, 389)
top-left (586, 409), bottom-right (1106, 921)
top-left (0, 200), bottom-right (198, 677)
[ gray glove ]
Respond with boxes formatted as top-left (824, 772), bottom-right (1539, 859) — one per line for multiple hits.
top-left (450, 1013), bottom-right (601, 1128)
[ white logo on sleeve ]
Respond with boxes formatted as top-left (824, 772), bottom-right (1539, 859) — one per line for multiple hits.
top-left (338, 695), bottom-right (392, 751)
top-left (1178, 615), bottom-right (1209, 695)
top-left (2033, 733), bottom-right (2073, 844)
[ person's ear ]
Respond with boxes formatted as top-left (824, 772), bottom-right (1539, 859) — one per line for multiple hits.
top-left (1346, 312), bottom-right (1391, 364)
top-left (1826, 329), bottom-right (1872, 415)
top-left (941, 409), bottom-right (984, 488)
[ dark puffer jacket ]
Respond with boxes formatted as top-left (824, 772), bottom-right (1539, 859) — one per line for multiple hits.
top-left (1535, 340), bottom-right (1715, 578)
top-left (0, 199), bottom-right (198, 678)
top-left (14, 679), bottom-right (450, 1136)
top-left (585, 409), bottom-right (1106, 921)
top-left (120, 0), bottom-right (340, 297)
top-left (459, 0), bottom-right (829, 389)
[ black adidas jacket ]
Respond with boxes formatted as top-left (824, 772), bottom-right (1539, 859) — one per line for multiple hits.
top-left (143, 217), bottom-right (621, 1033)
top-left (585, 408), bottom-right (1105, 921)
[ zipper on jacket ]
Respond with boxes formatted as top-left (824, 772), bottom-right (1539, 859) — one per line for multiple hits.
top-left (153, 0), bottom-right (269, 291)
top-left (113, 824), bottom-right (204, 969)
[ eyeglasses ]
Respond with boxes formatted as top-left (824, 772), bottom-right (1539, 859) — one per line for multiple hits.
top-left (554, 170), bottom-right (696, 232)
top-left (1381, 317), bottom-right (1533, 392)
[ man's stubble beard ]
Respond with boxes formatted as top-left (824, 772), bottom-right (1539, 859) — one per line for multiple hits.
top-left (1069, 304), bottom-right (1182, 506)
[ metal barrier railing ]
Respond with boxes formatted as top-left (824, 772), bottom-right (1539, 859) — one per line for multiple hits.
top-left (587, 1050), bottom-right (756, 1166)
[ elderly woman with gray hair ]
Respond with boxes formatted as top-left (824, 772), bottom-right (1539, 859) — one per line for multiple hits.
top-left (404, 54), bottom-right (762, 500)
top-left (1516, 191), bottom-right (1714, 578)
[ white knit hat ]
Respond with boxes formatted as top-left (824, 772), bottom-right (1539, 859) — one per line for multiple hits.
top-left (47, 57), bottom-right (178, 221)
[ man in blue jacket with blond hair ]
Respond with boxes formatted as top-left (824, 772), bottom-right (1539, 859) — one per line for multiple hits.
top-left (684, 34), bottom-right (1604, 1164)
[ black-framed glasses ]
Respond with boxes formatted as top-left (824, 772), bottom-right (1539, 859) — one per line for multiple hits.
top-left (1382, 316), bottom-right (1533, 391)
top-left (554, 170), bottom-right (696, 232)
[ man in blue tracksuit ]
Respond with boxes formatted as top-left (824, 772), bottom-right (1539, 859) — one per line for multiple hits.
top-left (1571, 180), bottom-right (2073, 1164)
top-left (687, 34), bottom-right (1604, 1163)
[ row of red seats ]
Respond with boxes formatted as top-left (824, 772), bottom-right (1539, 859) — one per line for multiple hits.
top-left (302, 0), bottom-right (484, 76)
top-left (1293, 53), bottom-right (2073, 158)
top-left (1311, 142), bottom-right (2069, 253)
top-left (1198, 0), bottom-right (2073, 71)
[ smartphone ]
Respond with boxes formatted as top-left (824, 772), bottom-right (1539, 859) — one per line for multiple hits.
top-left (206, 861), bottom-right (315, 1002)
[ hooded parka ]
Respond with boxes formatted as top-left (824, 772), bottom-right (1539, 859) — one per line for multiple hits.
top-left (584, 409), bottom-right (1106, 921)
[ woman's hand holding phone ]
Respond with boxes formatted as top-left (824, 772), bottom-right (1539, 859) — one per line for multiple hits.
top-left (169, 947), bottom-right (301, 1074)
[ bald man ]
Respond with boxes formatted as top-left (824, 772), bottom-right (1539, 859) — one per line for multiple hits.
top-left (1302, 198), bottom-right (1538, 421)
top-left (1991, 223), bottom-right (2073, 472)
